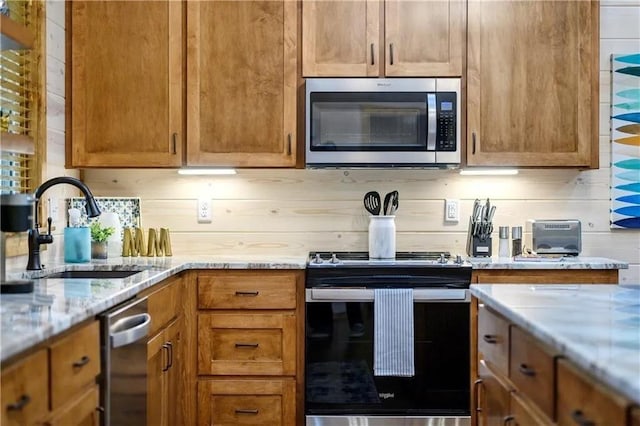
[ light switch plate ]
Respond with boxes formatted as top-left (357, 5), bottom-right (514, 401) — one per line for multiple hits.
top-left (445, 199), bottom-right (460, 223)
top-left (197, 198), bottom-right (212, 223)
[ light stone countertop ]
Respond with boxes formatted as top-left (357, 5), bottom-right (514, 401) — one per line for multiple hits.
top-left (0, 255), bottom-right (307, 362)
top-left (470, 284), bottom-right (640, 406)
top-left (0, 254), bottom-right (629, 363)
top-left (469, 256), bottom-right (628, 269)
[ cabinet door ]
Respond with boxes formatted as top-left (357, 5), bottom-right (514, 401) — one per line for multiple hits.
top-left (164, 319), bottom-right (183, 426)
top-left (478, 360), bottom-right (512, 426)
top-left (68, 0), bottom-right (183, 167)
top-left (302, 0), bottom-right (379, 76)
top-left (48, 385), bottom-right (100, 426)
top-left (186, 1), bottom-right (297, 167)
top-left (467, 0), bottom-right (598, 167)
top-left (1, 350), bottom-right (48, 426)
top-left (147, 330), bottom-right (168, 426)
top-left (385, 0), bottom-right (464, 76)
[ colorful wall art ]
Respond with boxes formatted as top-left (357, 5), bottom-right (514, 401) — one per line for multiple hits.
top-left (611, 53), bottom-right (640, 229)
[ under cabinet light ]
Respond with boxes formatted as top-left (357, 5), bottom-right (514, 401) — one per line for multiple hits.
top-left (459, 169), bottom-right (518, 176)
top-left (177, 168), bottom-right (237, 175)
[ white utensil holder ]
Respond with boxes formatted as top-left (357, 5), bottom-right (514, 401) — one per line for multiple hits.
top-left (368, 215), bottom-right (396, 259)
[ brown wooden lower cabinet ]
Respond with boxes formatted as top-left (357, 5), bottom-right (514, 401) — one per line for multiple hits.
top-left (472, 269), bottom-right (618, 284)
top-left (556, 359), bottom-right (628, 426)
top-left (477, 360), bottom-right (511, 426)
top-left (0, 321), bottom-right (101, 426)
top-left (197, 379), bottom-right (296, 426)
top-left (473, 296), bottom-right (636, 426)
top-left (48, 385), bottom-right (100, 426)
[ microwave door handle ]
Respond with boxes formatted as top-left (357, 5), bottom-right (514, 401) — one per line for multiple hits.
top-left (427, 93), bottom-right (437, 151)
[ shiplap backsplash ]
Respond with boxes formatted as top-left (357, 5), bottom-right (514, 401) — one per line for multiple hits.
top-left (45, 1), bottom-right (639, 283)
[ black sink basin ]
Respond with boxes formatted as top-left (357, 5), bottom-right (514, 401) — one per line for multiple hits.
top-left (42, 270), bottom-right (145, 279)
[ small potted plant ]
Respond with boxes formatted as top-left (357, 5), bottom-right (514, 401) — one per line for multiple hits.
top-left (90, 221), bottom-right (115, 259)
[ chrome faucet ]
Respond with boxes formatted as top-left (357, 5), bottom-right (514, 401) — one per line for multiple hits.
top-left (27, 176), bottom-right (101, 270)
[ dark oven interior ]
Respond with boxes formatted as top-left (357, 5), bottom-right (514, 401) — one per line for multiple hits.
top-left (305, 300), bottom-right (470, 416)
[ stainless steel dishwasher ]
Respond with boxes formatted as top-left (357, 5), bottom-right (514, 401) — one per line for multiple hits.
top-left (99, 297), bottom-right (151, 426)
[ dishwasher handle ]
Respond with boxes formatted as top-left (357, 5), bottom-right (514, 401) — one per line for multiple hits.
top-left (110, 313), bottom-right (151, 348)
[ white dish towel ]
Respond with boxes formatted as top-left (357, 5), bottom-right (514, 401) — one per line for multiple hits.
top-left (373, 288), bottom-right (414, 377)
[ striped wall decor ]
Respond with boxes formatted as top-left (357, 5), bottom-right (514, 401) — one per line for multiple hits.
top-left (611, 53), bottom-right (640, 229)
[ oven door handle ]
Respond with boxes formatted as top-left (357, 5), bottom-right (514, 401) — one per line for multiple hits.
top-left (307, 288), bottom-right (468, 302)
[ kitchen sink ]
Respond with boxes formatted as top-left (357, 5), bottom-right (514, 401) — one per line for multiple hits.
top-left (42, 269), bottom-right (146, 279)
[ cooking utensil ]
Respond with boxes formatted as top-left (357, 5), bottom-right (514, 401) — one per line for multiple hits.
top-left (389, 190), bottom-right (399, 215)
top-left (364, 191), bottom-right (381, 216)
top-left (383, 191), bottom-right (393, 215)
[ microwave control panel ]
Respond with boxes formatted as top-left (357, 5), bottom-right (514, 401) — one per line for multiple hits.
top-left (436, 92), bottom-right (457, 151)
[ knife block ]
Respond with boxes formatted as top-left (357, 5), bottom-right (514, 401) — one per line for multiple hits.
top-left (471, 236), bottom-right (492, 257)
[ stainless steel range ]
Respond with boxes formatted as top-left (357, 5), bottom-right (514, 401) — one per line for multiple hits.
top-left (305, 251), bottom-right (472, 426)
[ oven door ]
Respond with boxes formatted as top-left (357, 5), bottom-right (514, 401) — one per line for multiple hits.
top-left (305, 288), bottom-right (470, 425)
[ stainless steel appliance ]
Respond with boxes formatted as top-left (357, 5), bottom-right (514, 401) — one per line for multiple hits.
top-left (305, 78), bottom-right (461, 168)
top-left (305, 251), bottom-right (472, 426)
top-left (99, 297), bottom-right (151, 426)
top-left (525, 219), bottom-right (582, 255)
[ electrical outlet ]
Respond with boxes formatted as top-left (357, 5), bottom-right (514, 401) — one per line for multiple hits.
top-left (197, 198), bottom-right (212, 223)
top-left (445, 199), bottom-right (460, 223)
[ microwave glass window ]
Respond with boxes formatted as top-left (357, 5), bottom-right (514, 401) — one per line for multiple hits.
top-left (310, 93), bottom-right (427, 151)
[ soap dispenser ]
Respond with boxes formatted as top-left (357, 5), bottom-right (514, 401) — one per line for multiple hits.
top-left (64, 208), bottom-right (90, 263)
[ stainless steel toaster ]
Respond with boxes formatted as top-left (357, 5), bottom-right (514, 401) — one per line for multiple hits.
top-left (525, 220), bottom-right (581, 255)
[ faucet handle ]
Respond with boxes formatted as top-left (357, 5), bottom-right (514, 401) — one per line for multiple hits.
top-left (47, 217), bottom-right (52, 235)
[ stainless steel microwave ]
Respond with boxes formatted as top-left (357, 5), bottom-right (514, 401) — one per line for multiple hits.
top-left (305, 78), bottom-right (461, 168)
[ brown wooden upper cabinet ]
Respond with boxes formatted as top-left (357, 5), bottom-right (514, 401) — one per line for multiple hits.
top-left (466, 0), bottom-right (599, 168)
top-left (67, 0), bottom-right (297, 168)
top-left (302, 0), bottom-right (464, 77)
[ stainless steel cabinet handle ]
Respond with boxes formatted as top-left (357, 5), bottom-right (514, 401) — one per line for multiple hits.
top-left (235, 291), bottom-right (259, 297)
top-left (370, 43), bottom-right (375, 65)
top-left (110, 313), bottom-right (151, 348)
top-left (6, 395), bottom-right (30, 411)
top-left (389, 43), bottom-right (394, 65)
top-left (482, 334), bottom-right (498, 344)
top-left (473, 379), bottom-right (483, 413)
top-left (571, 409), bottom-right (595, 426)
top-left (235, 409), bottom-right (259, 415)
top-left (235, 342), bottom-right (259, 348)
top-left (72, 355), bottom-right (90, 368)
top-left (518, 363), bottom-right (536, 377)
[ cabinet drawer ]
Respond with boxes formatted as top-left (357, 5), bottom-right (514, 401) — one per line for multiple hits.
top-left (477, 359), bottom-right (511, 424)
top-left (1, 349), bottom-right (49, 426)
top-left (198, 271), bottom-right (297, 310)
top-left (48, 384), bottom-right (99, 426)
top-left (197, 379), bottom-right (296, 426)
top-left (478, 304), bottom-right (509, 377)
top-left (509, 326), bottom-right (555, 420)
top-left (511, 391), bottom-right (553, 426)
top-left (50, 321), bottom-right (101, 410)
top-left (198, 313), bottom-right (296, 376)
top-left (556, 359), bottom-right (628, 426)
top-left (147, 275), bottom-right (182, 336)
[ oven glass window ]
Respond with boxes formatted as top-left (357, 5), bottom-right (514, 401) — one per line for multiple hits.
top-left (305, 301), bottom-right (470, 416)
top-left (310, 92), bottom-right (427, 151)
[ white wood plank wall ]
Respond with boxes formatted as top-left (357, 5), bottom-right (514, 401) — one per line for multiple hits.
top-left (74, 2), bottom-right (639, 284)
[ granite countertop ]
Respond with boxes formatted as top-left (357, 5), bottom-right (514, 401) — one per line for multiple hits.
top-left (470, 284), bottom-right (640, 406)
top-left (0, 254), bottom-right (628, 363)
top-left (469, 256), bottom-right (628, 269)
top-left (0, 255), bottom-right (307, 362)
